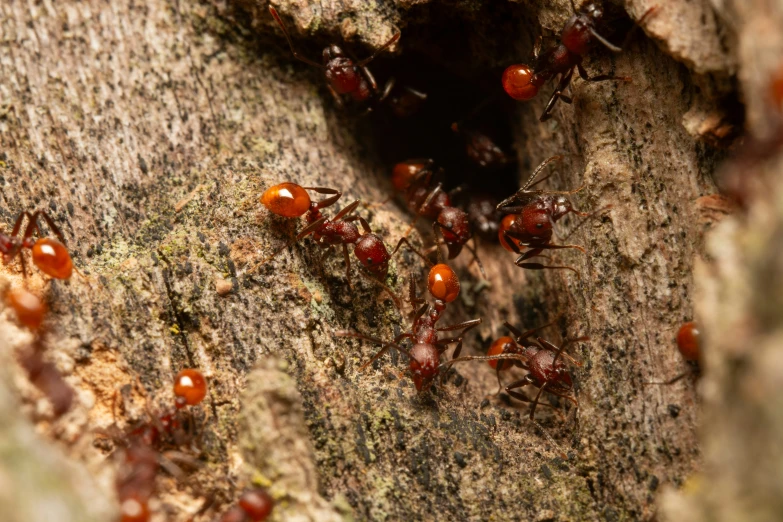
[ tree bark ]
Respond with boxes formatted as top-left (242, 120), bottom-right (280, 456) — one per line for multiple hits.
top-left (1, 0), bottom-right (777, 521)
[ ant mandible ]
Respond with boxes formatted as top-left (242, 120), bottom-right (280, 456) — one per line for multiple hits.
top-left (269, 6), bottom-right (400, 106)
top-left (337, 263), bottom-right (480, 392)
top-left (502, 1), bottom-right (655, 121)
top-left (391, 159), bottom-right (484, 275)
top-left (260, 182), bottom-right (397, 302)
top-left (1, 210), bottom-right (74, 279)
top-left (496, 155), bottom-right (593, 277)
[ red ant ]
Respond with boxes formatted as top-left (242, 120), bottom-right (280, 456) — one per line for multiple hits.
top-left (502, 1), bottom-right (655, 121)
top-left (390, 159), bottom-right (484, 274)
top-left (337, 263), bottom-right (481, 392)
top-left (646, 321), bottom-right (701, 385)
top-left (447, 320), bottom-right (589, 419)
top-left (218, 489), bottom-right (275, 522)
top-left (1, 210), bottom-right (74, 279)
top-left (3, 284), bottom-right (74, 416)
top-left (496, 155), bottom-right (594, 277)
top-left (268, 6), bottom-right (400, 107)
top-left (451, 122), bottom-right (512, 170)
top-left (259, 183), bottom-right (397, 302)
top-left (104, 370), bottom-right (209, 522)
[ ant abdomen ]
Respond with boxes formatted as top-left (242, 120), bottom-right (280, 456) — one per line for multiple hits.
top-left (261, 183), bottom-right (313, 218)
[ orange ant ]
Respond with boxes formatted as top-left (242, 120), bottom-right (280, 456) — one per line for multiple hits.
top-left (337, 263), bottom-right (481, 391)
top-left (1, 210), bottom-right (74, 279)
top-left (496, 155), bottom-right (594, 277)
top-left (390, 159), bottom-right (485, 275)
top-left (268, 6), bottom-right (400, 107)
top-left (502, 1), bottom-right (656, 121)
top-left (218, 489), bottom-right (275, 522)
top-left (646, 321), bottom-right (701, 385)
top-left (260, 183), bottom-right (398, 302)
top-left (5, 286), bottom-right (47, 331)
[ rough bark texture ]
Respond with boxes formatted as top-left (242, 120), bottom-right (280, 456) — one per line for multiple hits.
top-left (0, 0), bottom-right (778, 521)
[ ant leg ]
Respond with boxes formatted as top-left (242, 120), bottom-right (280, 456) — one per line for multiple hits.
top-left (332, 199), bottom-right (362, 222)
top-left (503, 315), bottom-right (562, 345)
top-left (539, 336), bottom-right (590, 368)
top-left (335, 330), bottom-right (413, 369)
top-left (418, 183), bottom-right (445, 216)
top-left (356, 29), bottom-right (401, 67)
top-left (302, 187), bottom-right (342, 210)
top-left (515, 258), bottom-right (581, 279)
top-left (9, 211), bottom-right (27, 236)
top-left (577, 63), bottom-right (630, 83)
top-left (465, 237), bottom-right (488, 279)
top-left (533, 35), bottom-right (543, 59)
top-left (327, 84), bottom-right (345, 107)
top-left (644, 371), bottom-right (690, 386)
top-left (357, 267), bottom-right (402, 310)
top-left (342, 244), bottom-right (353, 289)
top-left (390, 236), bottom-right (433, 266)
top-left (379, 77), bottom-right (396, 102)
top-left (569, 0), bottom-right (578, 14)
top-left (268, 7), bottom-right (326, 68)
top-left (527, 381), bottom-right (549, 419)
top-left (436, 318), bottom-right (482, 359)
top-left (360, 64), bottom-right (379, 94)
top-left (31, 210), bottom-right (67, 243)
top-left (519, 243), bottom-right (587, 257)
top-left (540, 70), bottom-right (574, 122)
top-left (589, 29), bottom-right (622, 52)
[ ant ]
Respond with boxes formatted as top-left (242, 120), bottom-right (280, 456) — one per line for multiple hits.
top-left (390, 159), bottom-right (484, 274)
top-left (451, 122), bottom-right (512, 170)
top-left (1, 210), bottom-right (74, 279)
top-left (337, 263), bottom-right (481, 392)
top-left (268, 6), bottom-right (400, 107)
top-left (259, 182), bottom-right (397, 302)
top-left (3, 284), bottom-right (74, 416)
top-left (447, 320), bottom-right (589, 420)
top-left (502, 1), bottom-right (656, 121)
top-left (218, 488), bottom-right (275, 522)
top-left (4, 285), bottom-right (46, 331)
top-left (496, 155), bottom-right (593, 277)
top-left (103, 370), bottom-right (209, 522)
top-left (646, 321), bottom-right (701, 385)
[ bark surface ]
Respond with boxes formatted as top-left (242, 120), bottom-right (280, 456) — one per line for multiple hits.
top-left (0, 0), bottom-right (777, 521)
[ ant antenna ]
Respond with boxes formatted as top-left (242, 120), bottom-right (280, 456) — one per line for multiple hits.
top-left (356, 29), bottom-right (401, 67)
top-left (268, 6), bottom-right (326, 69)
top-left (521, 155), bottom-right (564, 191)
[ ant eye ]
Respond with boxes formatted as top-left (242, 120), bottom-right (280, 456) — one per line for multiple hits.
top-left (536, 223), bottom-right (543, 228)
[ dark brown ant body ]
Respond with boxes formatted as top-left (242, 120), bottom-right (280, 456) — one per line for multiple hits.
top-left (496, 156), bottom-right (590, 276)
top-left (451, 122), bottom-right (512, 170)
top-left (338, 264), bottom-right (481, 391)
top-left (451, 320), bottom-right (588, 419)
top-left (269, 6), bottom-right (400, 107)
top-left (260, 183), bottom-right (395, 297)
top-left (1, 210), bottom-right (74, 279)
top-left (391, 159), bottom-right (481, 267)
top-left (502, 1), bottom-right (655, 121)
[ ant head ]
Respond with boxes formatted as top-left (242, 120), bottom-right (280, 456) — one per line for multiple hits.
top-left (437, 208), bottom-right (471, 257)
top-left (519, 205), bottom-right (553, 239)
top-left (428, 263), bottom-right (460, 303)
top-left (502, 64), bottom-right (539, 101)
top-left (323, 48), bottom-right (362, 94)
top-left (261, 182), bottom-right (312, 218)
top-left (409, 343), bottom-right (440, 391)
top-left (487, 337), bottom-right (517, 371)
top-left (354, 234), bottom-right (391, 278)
top-left (552, 195), bottom-right (574, 221)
